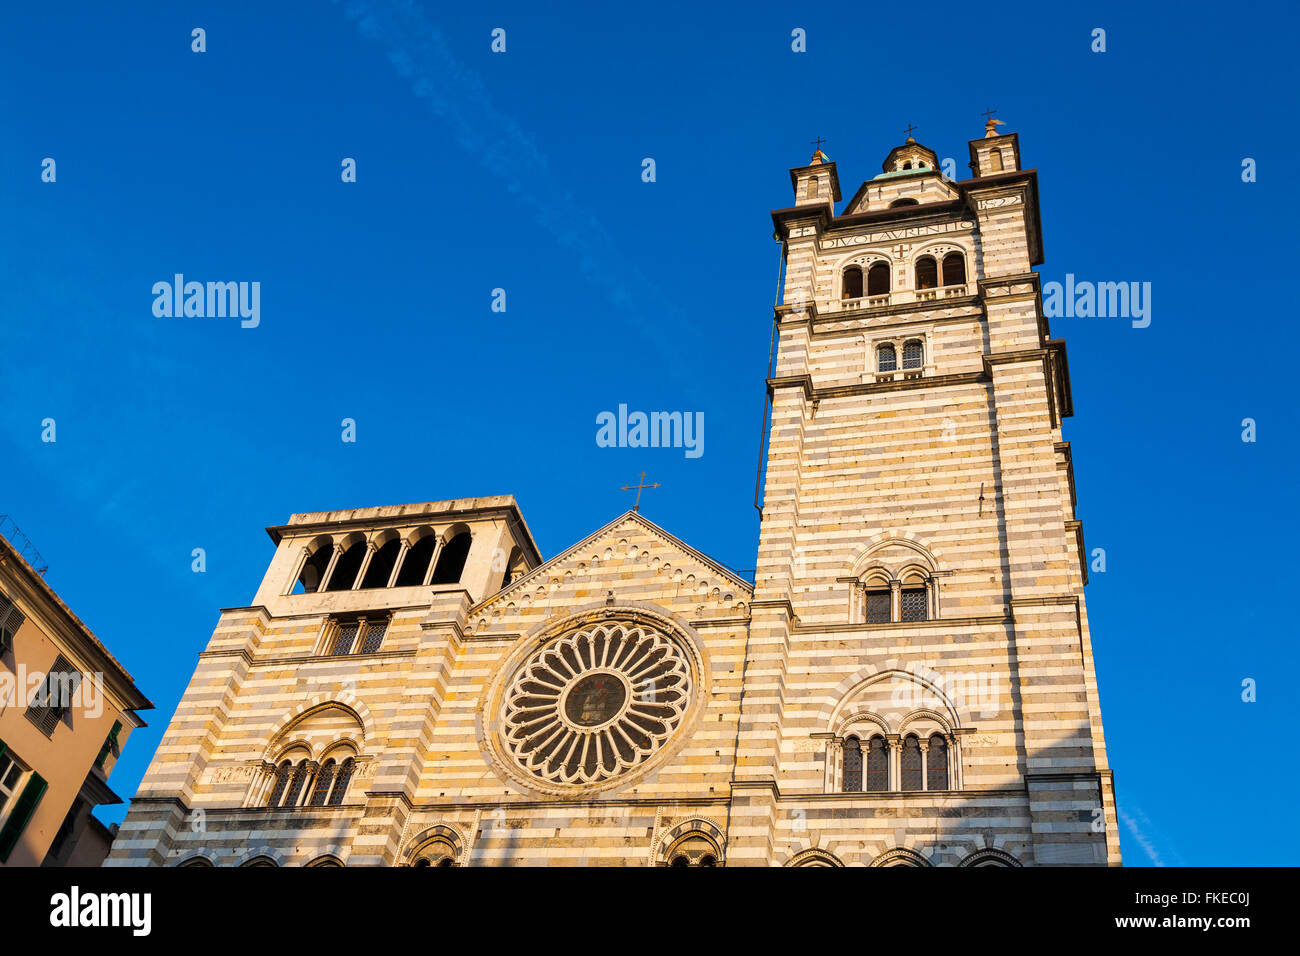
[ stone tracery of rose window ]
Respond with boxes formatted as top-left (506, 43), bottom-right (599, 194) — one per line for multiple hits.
top-left (502, 622), bottom-right (690, 786)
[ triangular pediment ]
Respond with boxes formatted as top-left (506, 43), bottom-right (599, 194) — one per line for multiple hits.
top-left (465, 511), bottom-right (752, 636)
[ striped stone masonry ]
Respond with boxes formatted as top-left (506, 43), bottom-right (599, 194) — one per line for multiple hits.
top-left (108, 129), bottom-right (1119, 867)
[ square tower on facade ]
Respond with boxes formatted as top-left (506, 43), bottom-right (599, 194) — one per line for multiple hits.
top-left (109, 123), bottom-right (1118, 868)
top-left (737, 122), bottom-right (1118, 866)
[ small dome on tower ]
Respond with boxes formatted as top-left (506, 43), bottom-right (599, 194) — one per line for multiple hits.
top-left (876, 132), bottom-right (940, 179)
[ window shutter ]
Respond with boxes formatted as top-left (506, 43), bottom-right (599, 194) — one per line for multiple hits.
top-left (95, 720), bottom-right (123, 769)
top-left (0, 771), bottom-right (47, 862)
top-left (0, 593), bottom-right (24, 652)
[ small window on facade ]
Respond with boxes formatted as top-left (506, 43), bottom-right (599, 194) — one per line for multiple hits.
top-left (915, 256), bottom-right (938, 290)
top-left (94, 720), bottom-right (123, 770)
top-left (902, 161), bottom-right (912, 170)
top-left (865, 589), bottom-right (891, 623)
top-left (283, 761), bottom-right (310, 806)
top-left (876, 345), bottom-right (897, 373)
top-left (890, 198), bottom-right (918, 207)
top-left (843, 737), bottom-right (863, 792)
top-left (329, 621), bottom-right (360, 656)
top-left (807, 177), bottom-right (819, 199)
top-left (866, 736), bottom-right (889, 792)
top-left (328, 758), bottom-right (355, 806)
top-left (0, 592), bottom-right (25, 653)
top-left (359, 618), bottom-right (388, 654)
top-left (867, 262), bottom-right (890, 296)
top-left (323, 617), bottom-right (388, 656)
top-left (901, 735), bottom-right (923, 790)
top-left (842, 265), bottom-right (863, 300)
top-left (267, 760), bottom-right (292, 807)
top-left (309, 760), bottom-right (337, 806)
top-left (941, 252), bottom-right (966, 287)
top-left (990, 150), bottom-right (1004, 172)
top-left (902, 339), bottom-right (924, 370)
top-left (25, 655), bottom-right (81, 737)
top-left (900, 587), bottom-right (928, 621)
top-left (0, 750), bottom-right (26, 816)
top-left (927, 734), bottom-right (948, 790)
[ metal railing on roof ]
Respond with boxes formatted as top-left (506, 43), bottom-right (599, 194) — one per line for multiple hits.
top-left (0, 515), bottom-right (49, 575)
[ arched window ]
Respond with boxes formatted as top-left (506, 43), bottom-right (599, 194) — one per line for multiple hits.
top-left (307, 857), bottom-right (343, 867)
top-left (915, 256), bottom-right (938, 290)
top-left (890, 198), bottom-right (918, 207)
top-left (902, 161), bottom-right (912, 170)
top-left (358, 617), bottom-right (387, 653)
top-left (926, 734), bottom-right (948, 790)
top-left (241, 856), bottom-right (277, 867)
top-left (842, 265), bottom-right (863, 300)
top-left (941, 252), bottom-right (966, 287)
top-left (294, 542), bottom-right (332, 594)
top-left (179, 857), bottom-right (213, 867)
top-left (866, 735), bottom-right (889, 792)
top-left (842, 737), bottom-right (863, 792)
top-left (807, 178), bottom-right (819, 199)
top-left (266, 760), bottom-right (292, 807)
top-left (411, 837), bottom-right (458, 866)
top-left (395, 534), bottom-right (437, 587)
top-left (990, 150), bottom-right (1004, 172)
top-left (283, 760), bottom-right (310, 806)
top-left (876, 344), bottom-right (897, 373)
top-left (665, 833), bottom-right (720, 867)
top-left (902, 339), bottom-right (924, 371)
top-left (431, 532), bottom-right (472, 585)
top-left (901, 735), bottom-right (923, 791)
top-left (900, 584), bottom-right (928, 621)
top-left (865, 587), bottom-right (891, 623)
top-left (867, 262), bottom-right (890, 296)
top-left (328, 620), bottom-right (360, 656)
top-left (325, 541), bottom-right (366, 592)
top-left (308, 759), bottom-right (336, 806)
top-left (360, 538), bottom-right (401, 588)
top-left (327, 757), bottom-right (355, 806)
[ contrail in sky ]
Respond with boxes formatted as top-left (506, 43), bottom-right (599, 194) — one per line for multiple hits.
top-left (331, 0), bottom-right (708, 394)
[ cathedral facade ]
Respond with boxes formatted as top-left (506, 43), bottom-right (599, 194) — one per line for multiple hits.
top-left (108, 123), bottom-right (1120, 867)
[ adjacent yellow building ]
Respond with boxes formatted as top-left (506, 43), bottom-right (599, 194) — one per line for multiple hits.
top-left (0, 524), bottom-right (153, 867)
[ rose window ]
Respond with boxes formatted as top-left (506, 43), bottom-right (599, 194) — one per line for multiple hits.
top-left (502, 622), bottom-right (691, 785)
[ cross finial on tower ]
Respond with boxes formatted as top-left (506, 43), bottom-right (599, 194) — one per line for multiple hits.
top-left (981, 108), bottom-right (1005, 138)
top-left (619, 471), bottom-right (661, 512)
top-left (904, 123), bottom-right (919, 141)
top-left (809, 136), bottom-right (828, 163)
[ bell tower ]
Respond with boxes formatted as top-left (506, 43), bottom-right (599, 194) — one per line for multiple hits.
top-left (730, 124), bottom-right (1120, 866)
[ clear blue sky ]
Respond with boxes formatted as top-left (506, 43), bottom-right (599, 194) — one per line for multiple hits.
top-left (1, 1), bottom-right (1296, 865)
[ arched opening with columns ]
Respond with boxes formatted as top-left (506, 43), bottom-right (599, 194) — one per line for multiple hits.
top-left (847, 537), bottom-right (942, 625)
top-left (822, 670), bottom-right (962, 795)
top-left (405, 825), bottom-right (465, 866)
top-left (431, 526), bottom-right (472, 584)
top-left (246, 701), bottom-right (367, 809)
top-left (324, 535), bottom-right (367, 592)
top-left (360, 531), bottom-right (402, 589)
top-left (291, 536), bottom-right (334, 594)
top-left (394, 528), bottom-right (438, 587)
